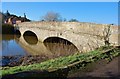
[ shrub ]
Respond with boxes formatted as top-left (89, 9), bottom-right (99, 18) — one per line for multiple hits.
top-left (2, 24), bottom-right (14, 34)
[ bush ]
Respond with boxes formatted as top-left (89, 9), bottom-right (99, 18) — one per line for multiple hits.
top-left (2, 24), bottom-right (15, 34)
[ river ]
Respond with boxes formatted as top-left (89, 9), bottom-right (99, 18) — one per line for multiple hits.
top-left (1, 34), bottom-right (78, 62)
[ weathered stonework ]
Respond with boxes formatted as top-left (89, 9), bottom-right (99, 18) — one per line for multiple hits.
top-left (15, 22), bottom-right (119, 52)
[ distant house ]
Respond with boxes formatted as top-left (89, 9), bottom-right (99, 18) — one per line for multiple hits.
top-left (3, 10), bottom-right (30, 25)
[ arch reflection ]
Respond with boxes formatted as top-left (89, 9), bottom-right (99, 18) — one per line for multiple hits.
top-left (23, 31), bottom-right (38, 45)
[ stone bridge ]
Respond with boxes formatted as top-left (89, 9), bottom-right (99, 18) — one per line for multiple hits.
top-left (15, 22), bottom-right (119, 52)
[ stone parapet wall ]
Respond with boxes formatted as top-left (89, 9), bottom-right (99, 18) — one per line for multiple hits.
top-left (16, 22), bottom-right (117, 35)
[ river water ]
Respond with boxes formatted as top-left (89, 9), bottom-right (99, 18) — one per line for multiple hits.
top-left (1, 35), bottom-right (78, 57)
top-left (0, 34), bottom-right (79, 66)
top-left (2, 35), bottom-right (28, 56)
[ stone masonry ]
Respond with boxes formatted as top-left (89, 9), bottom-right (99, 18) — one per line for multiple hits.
top-left (15, 22), bottom-right (119, 52)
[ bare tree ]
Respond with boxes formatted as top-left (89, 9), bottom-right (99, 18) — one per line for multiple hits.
top-left (103, 24), bottom-right (112, 46)
top-left (42, 11), bottom-right (62, 22)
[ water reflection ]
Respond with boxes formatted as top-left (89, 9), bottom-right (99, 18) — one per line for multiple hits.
top-left (2, 35), bottom-right (79, 59)
top-left (23, 31), bottom-right (38, 45)
top-left (2, 35), bottom-right (28, 56)
top-left (2, 35), bottom-right (14, 41)
top-left (23, 36), bottom-right (38, 45)
top-left (15, 30), bottom-right (21, 38)
top-left (17, 37), bottom-right (52, 57)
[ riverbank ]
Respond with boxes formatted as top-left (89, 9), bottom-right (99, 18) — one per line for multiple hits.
top-left (1, 46), bottom-right (120, 78)
top-left (1, 55), bottom-right (49, 67)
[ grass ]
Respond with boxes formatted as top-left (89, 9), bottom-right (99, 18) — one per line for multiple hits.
top-left (1, 46), bottom-right (120, 76)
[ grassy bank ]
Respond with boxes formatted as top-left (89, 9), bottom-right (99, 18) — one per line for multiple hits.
top-left (1, 46), bottom-right (120, 77)
top-left (2, 24), bottom-right (14, 34)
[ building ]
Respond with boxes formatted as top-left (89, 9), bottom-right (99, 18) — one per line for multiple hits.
top-left (3, 10), bottom-right (30, 25)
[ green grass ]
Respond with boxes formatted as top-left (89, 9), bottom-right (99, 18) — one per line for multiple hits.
top-left (1, 46), bottom-right (120, 76)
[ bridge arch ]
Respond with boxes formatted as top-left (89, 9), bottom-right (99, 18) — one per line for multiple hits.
top-left (23, 30), bottom-right (38, 45)
top-left (43, 36), bottom-right (79, 54)
top-left (44, 37), bottom-right (73, 44)
top-left (15, 30), bottom-right (21, 38)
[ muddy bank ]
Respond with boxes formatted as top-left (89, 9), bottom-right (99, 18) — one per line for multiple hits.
top-left (1, 55), bottom-right (49, 67)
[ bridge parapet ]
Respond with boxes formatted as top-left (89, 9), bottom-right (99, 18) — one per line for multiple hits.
top-left (16, 22), bottom-right (117, 34)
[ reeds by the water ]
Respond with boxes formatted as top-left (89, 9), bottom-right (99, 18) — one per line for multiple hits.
top-left (44, 40), bottom-right (79, 58)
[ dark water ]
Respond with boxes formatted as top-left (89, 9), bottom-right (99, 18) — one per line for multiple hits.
top-left (1, 35), bottom-right (78, 57)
